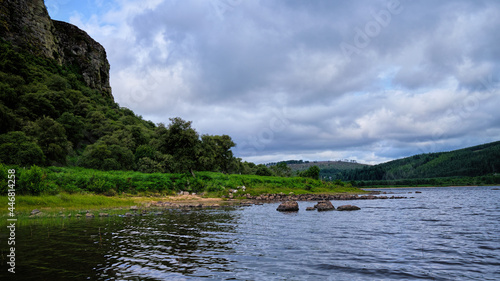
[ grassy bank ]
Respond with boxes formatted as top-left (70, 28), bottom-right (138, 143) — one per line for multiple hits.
top-left (1, 165), bottom-right (364, 220)
top-left (1, 165), bottom-right (362, 196)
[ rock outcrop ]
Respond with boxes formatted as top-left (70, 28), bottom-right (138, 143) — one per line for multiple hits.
top-left (337, 205), bottom-right (361, 211)
top-left (277, 201), bottom-right (299, 212)
top-left (0, 0), bottom-right (112, 100)
top-left (252, 193), bottom-right (406, 201)
top-left (314, 201), bottom-right (335, 211)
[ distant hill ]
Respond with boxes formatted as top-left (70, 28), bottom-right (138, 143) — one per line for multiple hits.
top-left (267, 160), bottom-right (369, 180)
top-left (339, 140), bottom-right (500, 181)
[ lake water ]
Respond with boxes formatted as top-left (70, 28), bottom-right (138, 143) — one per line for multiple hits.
top-left (2, 186), bottom-right (500, 280)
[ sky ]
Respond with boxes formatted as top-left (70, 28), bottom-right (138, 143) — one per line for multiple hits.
top-left (45, 0), bottom-right (500, 164)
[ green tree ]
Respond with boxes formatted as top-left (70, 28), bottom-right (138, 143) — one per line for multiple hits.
top-left (300, 166), bottom-right (320, 180)
top-left (199, 134), bottom-right (236, 173)
top-left (0, 131), bottom-right (45, 165)
top-left (79, 141), bottom-right (135, 171)
top-left (57, 112), bottom-right (84, 147)
top-left (157, 117), bottom-right (200, 174)
top-left (271, 162), bottom-right (292, 177)
top-left (24, 117), bottom-right (70, 165)
top-left (256, 164), bottom-right (273, 176)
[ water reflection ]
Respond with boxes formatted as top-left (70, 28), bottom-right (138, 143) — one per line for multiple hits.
top-left (3, 187), bottom-right (500, 280)
top-left (3, 209), bottom-right (239, 280)
top-left (97, 210), bottom-right (239, 280)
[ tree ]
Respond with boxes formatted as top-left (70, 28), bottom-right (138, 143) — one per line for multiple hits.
top-left (300, 166), bottom-right (320, 180)
top-left (157, 117), bottom-right (200, 174)
top-left (0, 131), bottom-right (45, 166)
top-left (270, 162), bottom-right (292, 177)
top-left (199, 134), bottom-right (236, 173)
top-left (256, 164), bottom-right (273, 176)
top-left (57, 112), bottom-right (84, 148)
top-left (24, 117), bottom-right (70, 165)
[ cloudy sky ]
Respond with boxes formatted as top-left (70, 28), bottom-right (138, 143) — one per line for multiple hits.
top-left (46, 0), bottom-right (500, 164)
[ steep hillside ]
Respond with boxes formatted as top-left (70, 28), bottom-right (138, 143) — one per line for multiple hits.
top-left (0, 0), bottom-right (111, 98)
top-left (340, 141), bottom-right (500, 181)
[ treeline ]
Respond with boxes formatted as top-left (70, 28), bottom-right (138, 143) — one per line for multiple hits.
top-left (353, 174), bottom-right (500, 187)
top-left (336, 141), bottom-right (500, 182)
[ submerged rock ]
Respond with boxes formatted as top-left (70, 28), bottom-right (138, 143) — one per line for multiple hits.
top-left (306, 207), bottom-right (316, 211)
top-left (277, 201), bottom-right (299, 212)
top-left (314, 201), bottom-right (335, 211)
top-left (337, 205), bottom-right (361, 211)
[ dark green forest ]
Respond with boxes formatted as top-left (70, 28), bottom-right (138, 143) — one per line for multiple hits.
top-left (0, 39), bottom-right (271, 176)
top-left (334, 141), bottom-right (500, 186)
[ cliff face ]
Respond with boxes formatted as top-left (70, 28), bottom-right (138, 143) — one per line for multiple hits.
top-left (0, 0), bottom-right (112, 100)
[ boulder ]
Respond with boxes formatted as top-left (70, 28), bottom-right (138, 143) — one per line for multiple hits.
top-left (99, 213), bottom-right (109, 217)
top-left (276, 201), bottom-right (299, 212)
top-left (337, 205), bottom-right (360, 211)
top-left (85, 212), bottom-right (94, 218)
top-left (31, 209), bottom-right (41, 215)
top-left (314, 201), bottom-right (335, 211)
top-left (306, 207), bottom-right (316, 211)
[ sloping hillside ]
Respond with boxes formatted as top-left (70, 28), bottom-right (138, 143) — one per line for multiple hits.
top-left (340, 141), bottom-right (500, 181)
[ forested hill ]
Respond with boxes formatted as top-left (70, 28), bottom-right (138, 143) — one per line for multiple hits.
top-left (339, 141), bottom-right (500, 181)
top-left (277, 160), bottom-right (368, 180)
top-left (0, 0), bottom-right (261, 175)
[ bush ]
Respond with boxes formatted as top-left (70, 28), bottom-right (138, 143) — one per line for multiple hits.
top-left (19, 165), bottom-right (47, 195)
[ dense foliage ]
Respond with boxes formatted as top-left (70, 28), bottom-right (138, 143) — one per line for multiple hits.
top-left (0, 164), bottom-right (358, 196)
top-left (0, 39), bottom-right (259, 175)
top-left (336, 141), bottom-right (500, 185)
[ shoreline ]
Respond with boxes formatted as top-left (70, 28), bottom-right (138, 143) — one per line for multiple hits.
top-left (362, 185), bottom-right (498, 190)
top-left (7, 191), bottom-right (407, 221)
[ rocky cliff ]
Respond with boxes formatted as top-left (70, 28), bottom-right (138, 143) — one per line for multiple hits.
top-left (0, 0), bottom-right (112, 100)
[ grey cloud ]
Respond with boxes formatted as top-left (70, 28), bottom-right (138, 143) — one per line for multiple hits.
top-left (92, 0), bottom-right (500, 164)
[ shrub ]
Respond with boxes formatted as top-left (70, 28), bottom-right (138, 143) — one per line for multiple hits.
top-left (19, 165), bottom-right (47, 195)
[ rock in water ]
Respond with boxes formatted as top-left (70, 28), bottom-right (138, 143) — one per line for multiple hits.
top-left (276, 201), bottom-right (299, 212)
top-left (337, 205), bottom-right (360, 211)
top-left (306, 207), bottom-right (316, 211)
top-left (314, 201), bottom-right (335, 211)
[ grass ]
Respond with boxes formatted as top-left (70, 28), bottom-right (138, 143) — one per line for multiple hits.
top-left (0, 165), bottom-right (367, 225)
top-left (14, 193), bottom-right (139, 211)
